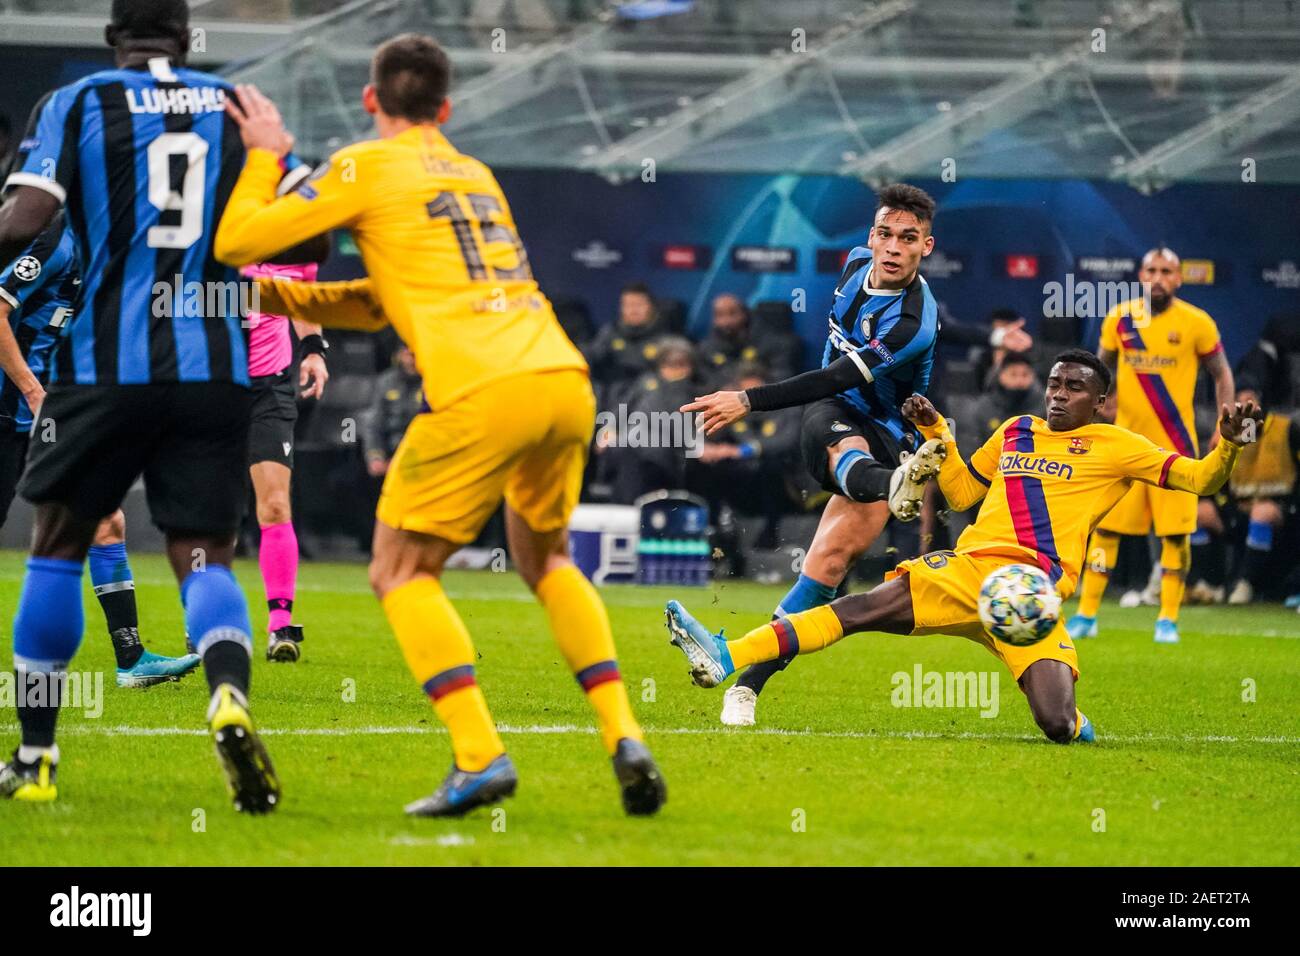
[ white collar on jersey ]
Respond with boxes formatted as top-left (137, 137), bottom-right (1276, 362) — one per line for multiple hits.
top-left (148, 57), bottom-right (179, 82)
top-left (862, 263), bottom-right (908, 296)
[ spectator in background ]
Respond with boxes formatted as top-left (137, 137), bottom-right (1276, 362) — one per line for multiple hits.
top-left (971, 306), bottom-right (1039, 387)
top-left (928, 301), bottom-right (1035, 406)
top-left (955, 352), bottom-right (1041, 447)
top-left (597, 336), bottom-right (698, 503)
top-left (688, 361), bottom-right (801, 553)
top-left (362, 343), bottom-right (424, 481)
top-left (1222, 381), bottom-right (1300, 605)
top-left (694, 294), bottom-right (792, 390)
top-left (1236, 313), bottom-right (1300, 411)
top-left (582, 281), bottom-right (665, 407)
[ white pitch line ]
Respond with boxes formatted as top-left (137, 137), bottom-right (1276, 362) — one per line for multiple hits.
top-left (0, 723), bottom-right (1295, 745)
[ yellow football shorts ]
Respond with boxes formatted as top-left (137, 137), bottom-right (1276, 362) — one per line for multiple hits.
top-left (1096, 479), bottom-right (1197, 537)
top-left (887, 550), bottom-right (1079, 681)
top-left (377, 369), bottom-right (594, 544)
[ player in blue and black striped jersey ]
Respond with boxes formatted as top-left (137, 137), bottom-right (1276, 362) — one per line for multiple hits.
top-left (682, 184), bottom-right (947, 726)
top-left (0, 0), bottom-right (280, 811)
top-left (0, 217), bottom-right (201, 691)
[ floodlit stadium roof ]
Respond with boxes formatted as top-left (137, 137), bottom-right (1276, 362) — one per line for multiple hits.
top-left (5, 0), bottom-right (1300, 188)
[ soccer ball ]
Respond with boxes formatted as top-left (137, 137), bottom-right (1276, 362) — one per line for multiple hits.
top-left (978, 563), bottom-right (1062, 646)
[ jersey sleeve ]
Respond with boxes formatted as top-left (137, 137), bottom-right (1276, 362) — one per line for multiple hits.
top-left (1111, 426), bottom-right (1240, 496)
top-left (214, 145), bottom-right (372, 268)
top-left (847, 308), bottom-right (932, 383)
top-left (1193, 312), bottom-right (1223, 358)
top-left (966, 421), bottom-right (1005, 486)
top-left (915, 415), bottom-right (1001, 512)
top-left (1098, 305), bottom-right (1121, 352)
top-left (3, 89), bottom-right (80, 204)
top-left (252, 275), bottom-right (388, 332)
top-left (0, 224), bottom-right (69, 311)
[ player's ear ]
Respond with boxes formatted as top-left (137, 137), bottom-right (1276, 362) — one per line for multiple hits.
top-left (921, 234), bottom-right (934, 256)
top-left (437, 98), bottom-right (452, 125)
top-left (362, 84), bottom-right (379, 116)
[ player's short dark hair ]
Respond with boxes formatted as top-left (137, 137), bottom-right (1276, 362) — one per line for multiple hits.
top-left (110, 0), bottom-right (189, 42)
top-left (1052, 348), bottom-right (1112, 396)
top-left (875, 183), bottom-right (936, 226)
top-left (620, 282), bottom-right (654, 301)
top-left (371, 34), bottom-right (452, 122)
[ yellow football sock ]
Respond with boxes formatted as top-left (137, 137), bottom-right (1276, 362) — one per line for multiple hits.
top-left (728, 604), bottom-right (845, 670)
top-left (537, 564), bottom-right (641, 753)
top-left (1076, 531), bottom-right (1118, 618)
top-left (1158, 536), bottom-right (1190, 622)
top-left (382, 576), bottom-right (504, 772)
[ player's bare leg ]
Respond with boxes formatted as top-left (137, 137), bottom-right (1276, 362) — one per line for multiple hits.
top-left (1018, 660), bottom-right (1091, 743)
top-left (250, 460), bottom-right (304, 661)
top-left (369, 520), bottom-right (515, 817)
top-left (506, 506), bottom-right (666, 815)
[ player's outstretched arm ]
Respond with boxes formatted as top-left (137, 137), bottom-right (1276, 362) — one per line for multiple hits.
top-left (902, 393), bottom-right (991, 511)
top-left (254, 276), bottom-right (388, 333)
top-left (682, 354), bottom-right (867, 435)
top-left (1165, 401), bottom-right (1261, 495)
top-left (1131, 401), bottom-right (1262, 496)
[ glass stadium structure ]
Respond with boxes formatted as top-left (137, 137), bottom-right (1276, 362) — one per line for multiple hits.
top-left (4, 0), bottom-right (1299, 189)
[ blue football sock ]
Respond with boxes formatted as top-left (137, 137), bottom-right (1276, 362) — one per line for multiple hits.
top-left (13, 557), bottom-right (85, 748)
top-left (775, 573), bottom-right (840, 617)
top-left (89, 542), bottom-right (143, 667)
top-left (181, 566), bottom-right (253, 697)
top-left (1245, 520), bottom-right (1274, 552)
top-left (735, 574), bottom-right (840, 693)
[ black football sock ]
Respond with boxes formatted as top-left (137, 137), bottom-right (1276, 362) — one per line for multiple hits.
top-left (15, 669), bottom-right (62, 748)
top-left (202, 641), bottom-right (251, 698)
top-left (735, 654), bottom-right (796, 693)
top-left (833, 449), bottom-right (893, 503)
top-left (90, 544), bottom-right (145, 668)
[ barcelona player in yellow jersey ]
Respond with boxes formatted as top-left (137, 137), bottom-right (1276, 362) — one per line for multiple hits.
top-left (665, 350), bottom-right (1260, 743)
top-left (1068, 248), bottom-right (1234, 644)
top-left (213, 34), bottom-right (665, 817)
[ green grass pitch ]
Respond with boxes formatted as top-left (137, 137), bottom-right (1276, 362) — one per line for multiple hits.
top-left (1, 549), bottom-right (1296, 866)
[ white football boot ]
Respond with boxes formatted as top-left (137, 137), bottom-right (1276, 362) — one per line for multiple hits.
top-left (720, 685), bottom-right (758, 727)
top-left (888, 438), bottom-right (947, 522)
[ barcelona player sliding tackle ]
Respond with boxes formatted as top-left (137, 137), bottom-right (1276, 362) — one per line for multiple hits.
top-left (666, 349), bottom-right (1260, 742)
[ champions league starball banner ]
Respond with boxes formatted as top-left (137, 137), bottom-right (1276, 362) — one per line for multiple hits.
top-left (491, 171), bottom-right (1299, 365)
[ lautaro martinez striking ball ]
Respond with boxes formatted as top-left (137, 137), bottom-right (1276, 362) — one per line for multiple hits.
top-left (978, 563), bottom-right (1062, 647)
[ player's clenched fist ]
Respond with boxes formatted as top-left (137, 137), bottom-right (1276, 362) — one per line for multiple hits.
top-left (682, 391), bottom-right (749, 436)
top-left (901, 392), bottom-right (940, 427)
top-left (1218, 399), bottom-right (1264, 445)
